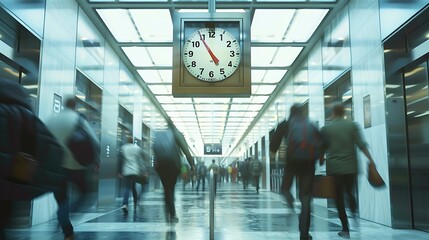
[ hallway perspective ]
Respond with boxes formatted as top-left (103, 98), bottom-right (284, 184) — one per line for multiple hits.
top-left (5, 181), bottom-right (429, 240)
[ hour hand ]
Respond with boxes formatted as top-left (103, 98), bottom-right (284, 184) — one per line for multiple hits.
top-left (198, 31), bottom-right (219, 65)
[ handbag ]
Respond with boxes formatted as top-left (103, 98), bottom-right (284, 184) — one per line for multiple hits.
top-left (9, 109), bottom-right (38, 185)
top-left (312, 175), bottom-right (337, 198)
top-left (2, 107), bottom-right (49, 200)
top-left (10, 152), bottom-right (38, 184)
top-left (368, 161), bottom-right (385, 188)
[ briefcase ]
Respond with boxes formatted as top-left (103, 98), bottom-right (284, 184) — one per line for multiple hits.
top-left (312, 175), bottom-right (336, 198)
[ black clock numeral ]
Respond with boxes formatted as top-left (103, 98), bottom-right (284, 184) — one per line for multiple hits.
top-left (192, 61), bottom-right (197, 67)
top-left (188, 51), bottom-right (194, 57)
top-left (226, 40), bottom-right (231, 47)
top-left (192, 41), bottom-right (200, 48)
top-left (220, 68), bottom-right (225, 75)
top-left (209, 31), bottom-right (215, 38)
top-left (220, 34), bottom-right (223, 41)
top-left (209, 71), bottom-right (214, 78)
top-left (199, 68), bottom-right (204, 74)
top-left (230, 51), bottom-right (235, 57)
top-left (228, 61), bottom-right (232, 67)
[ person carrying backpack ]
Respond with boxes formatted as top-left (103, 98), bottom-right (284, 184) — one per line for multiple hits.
top-left (249, 156), bottom-right (262, 194)
top-left (45, 97), bottom-right (100, 240)
top-left (270, 103), bottom-right (321, 240)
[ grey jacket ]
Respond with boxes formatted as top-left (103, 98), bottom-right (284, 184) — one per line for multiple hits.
top-left (320, 118), bottom-right (368, 175)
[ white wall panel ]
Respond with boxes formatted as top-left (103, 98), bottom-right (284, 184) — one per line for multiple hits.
top-left (76, 8), bottom-right (105, 85)
top-left (349, 0), bottom-right (391, 226)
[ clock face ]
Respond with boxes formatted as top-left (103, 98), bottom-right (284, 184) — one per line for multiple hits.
top-left (183, 27), bottom-right (241, 82)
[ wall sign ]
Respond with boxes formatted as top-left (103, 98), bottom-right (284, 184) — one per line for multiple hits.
top-left (53, 93), bottom-right (62, 114)
top-left (364, 95), bottom-right (371, 128)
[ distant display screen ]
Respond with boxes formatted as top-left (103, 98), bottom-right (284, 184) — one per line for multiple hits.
top-left (204, 143), bottom-right (222, 155)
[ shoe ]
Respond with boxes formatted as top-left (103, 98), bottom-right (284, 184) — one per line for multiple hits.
top-left (300, 233), bottom-right (312, 240)
top-left (338, 231), bottom-right (350, 238)
top-left (122, 205), bottom-right (128, 214)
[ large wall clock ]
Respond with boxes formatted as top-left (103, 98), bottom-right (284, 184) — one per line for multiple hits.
top-left (182, 27), bottom-right (240, 82)
top-left (172, 12), bottom-right (251, 97)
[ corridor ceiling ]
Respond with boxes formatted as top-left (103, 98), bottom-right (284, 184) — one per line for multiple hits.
top-left (77, 0), bottom-right (345, 157)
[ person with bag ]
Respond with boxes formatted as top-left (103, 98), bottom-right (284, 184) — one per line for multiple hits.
top-left (239, 158), bottom-right (251, 190)
top-left (319, 102), bottom-right (375, 239)
top-left (0, 78), bottom-right (65, 240)
top-left (196, 161), bottom-right (207, 192)
top-left (153, 122), bottom-right (194, 223)
top-left (270, 104), bottom-right (321, 240)
top-left (249, 156), bottom-right (262, 194)
top-left (118, 136), bottom-right (149, 214)
top-left (45, 97), bottom-right (99, 240)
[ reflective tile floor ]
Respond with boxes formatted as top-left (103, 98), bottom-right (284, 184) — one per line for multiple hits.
top-left (5, 181), bottom-right (429, 240)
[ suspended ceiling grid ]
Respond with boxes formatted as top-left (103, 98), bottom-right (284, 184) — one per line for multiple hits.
top-left (77, 0), bottom-right (345, 157)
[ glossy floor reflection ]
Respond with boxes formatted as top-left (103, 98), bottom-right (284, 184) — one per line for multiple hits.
top-left (5, 181), bottom-right (429, 240)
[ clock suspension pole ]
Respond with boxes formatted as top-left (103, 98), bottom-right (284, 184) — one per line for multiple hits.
top-left (208, 0), bottom-right (216, 13)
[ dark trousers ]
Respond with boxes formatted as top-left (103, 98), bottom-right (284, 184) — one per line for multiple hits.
top-left (242, 175), bottom-right (249, 190)
top-left (252, 175), bottom-right (260, 193)
top-left (196, 176), bottom-right (206, 191)
top-left (122, 176), bottom-right (138, 206)
top-left (53, 168), bottom-right (93, 238)
top-left (281, 160), bottom-right (315, 235)
top-left (333, 174), bottom-right (357, 231)
top-left (156, 164), bottom-right (180, 219)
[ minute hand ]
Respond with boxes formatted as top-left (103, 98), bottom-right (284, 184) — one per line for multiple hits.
top-left (198, 31), bottom-right (219, 65)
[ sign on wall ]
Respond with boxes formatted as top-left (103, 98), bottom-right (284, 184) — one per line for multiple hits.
top-left (204, 143), bottom-right (222, 155)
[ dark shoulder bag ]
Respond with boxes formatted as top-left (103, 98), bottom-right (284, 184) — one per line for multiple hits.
top-left (67, 115), bottom-right (96, 166)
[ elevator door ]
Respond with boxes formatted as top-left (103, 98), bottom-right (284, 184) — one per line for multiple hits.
top-left (403, 60), bottom-right (429, 232)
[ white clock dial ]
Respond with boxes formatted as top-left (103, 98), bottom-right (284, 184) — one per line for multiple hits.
top-left (183, 27), bottom-right (241, 82)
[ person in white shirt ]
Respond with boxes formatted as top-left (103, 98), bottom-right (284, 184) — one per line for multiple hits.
top-left (118, 136), bottom-right (148, 214)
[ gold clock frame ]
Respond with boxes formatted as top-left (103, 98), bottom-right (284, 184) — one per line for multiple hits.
top-left (172, 12), bottom-right (251, 97)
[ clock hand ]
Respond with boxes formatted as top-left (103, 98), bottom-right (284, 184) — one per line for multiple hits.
top-left (198, 31), bottom-right (219, 65)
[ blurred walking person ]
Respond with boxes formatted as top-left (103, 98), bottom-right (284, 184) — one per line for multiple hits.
top-left (207, 159), bottom-right (219, 194)
top-left (118, 136), bottom-right (149, 214)
top-left (270, 104), bottom-right (321, 240)
top-left (153, 123), bottom-right (194, 223)
top-left (196, 161), bottom-right (207, 192)
top-left (239, 158), bottom-right (250, 190)
top-left (0, 79), bottom-right (65, 239)
top-left (45, 97), bottom-right (99, 240)
top-left (249, 156), bottom-right (263, 194)
top-left (320, 102), bottom-right (375, 239)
